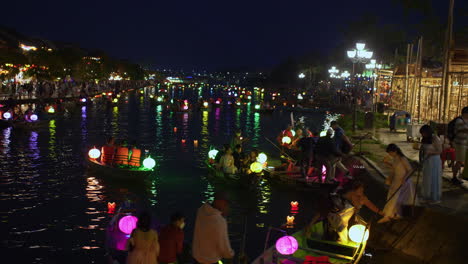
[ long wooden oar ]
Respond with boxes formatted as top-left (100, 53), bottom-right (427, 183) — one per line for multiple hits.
top-left (264, 136), bottom-right (296, 162)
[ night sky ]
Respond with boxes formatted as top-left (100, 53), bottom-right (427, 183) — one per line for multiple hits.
top-left (1, 0), bottom-right (463, 70)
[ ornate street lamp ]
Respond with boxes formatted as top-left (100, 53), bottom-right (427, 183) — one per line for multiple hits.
top-left (328, 66), bottom-right (340, 78)
top-left (298, 73), bottom-right (305, 79)
top-left (347, 42), bottom-right (373, 131)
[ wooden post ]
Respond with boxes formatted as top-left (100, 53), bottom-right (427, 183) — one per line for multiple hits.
top-left (405, 44), bottom-right (410, 110)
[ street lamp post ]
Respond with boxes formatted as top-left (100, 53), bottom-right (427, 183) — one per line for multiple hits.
top-left (365, 59), bottom-right (382, 111)
top-left (347, 43), bottom-right (373, 132)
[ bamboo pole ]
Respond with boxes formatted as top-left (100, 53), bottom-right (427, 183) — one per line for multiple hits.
top-left (405, 44), bottom-right (410, 110)
top-left (417, 37), bottom-right (423, 122)
top-left (441, 0), bottom-right (455, 122)
top-left (410, 40), bottom-right (421, 115)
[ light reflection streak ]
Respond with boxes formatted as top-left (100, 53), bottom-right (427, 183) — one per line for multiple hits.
top-left (112, 106), bottom-right (119, 136)
top-left (252, 112), bottom-right (260, 148)
top-left (155, 105), bottom-right (163, 149)
top-left (48, 120), bottom-right (56, 159)
top-left (28, 131), bottom-right (39, 160)
top-left (257, 179), bottom-right (271, 215)
top-left (1, 127), bottom-right (12, 154)
top-left (86, 177), bottom-right (103, 202)
top-left (213, 107), bottom-right (221, 137)
top-left (201, 110), bottom-right (209, 149)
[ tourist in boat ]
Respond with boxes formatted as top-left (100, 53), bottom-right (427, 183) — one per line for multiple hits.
top-left (101, 137), bottom-right (116, 165)
top-left (297, 132), bottom-right (318, 177)
top-left (192, 193), bottom-right (234, 264)
top-left (378, 144), bottom-right (416, 223)
top-left (129, 141), bottom-right (142, 167)
top-left (419, 125), bottom-right (442, 204)
top-left (232, 144), bottom-right (245, 170)
top-left (328, 181), bottom-right (383, 243)
top-left (291, 128), bottom-right (304, 149)
top-left (243, 149), bottom-right (259, 172)
top-left (158, 212), bottom-right (185, 264)
top-left (230, 129), bottom-right (248, 149)
top-left (315, 129), bottom-right (350, 182)
top-left (126, 211), bottom-right (160, 264)
top-left (218, 146), bottom-right (238, 174)
top-left (114, 140), bottom-right (130, 166)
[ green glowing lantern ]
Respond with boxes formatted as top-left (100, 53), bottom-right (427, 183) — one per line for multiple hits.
top-left (257, 153), bottom-right (267, 164)
top-left (255, 104), bottom-right (260, 110)
top-left (208, 149), bottom-right (219, 160)
top-left (143, 156), bottom-right (156, 169)
top-left (282, 136), bottom-right (292, 144)
top-left (250, 162), bottom-right (263, 173)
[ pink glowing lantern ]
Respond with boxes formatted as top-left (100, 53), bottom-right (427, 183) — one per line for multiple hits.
top-left (181, 139), bottom-right (186, 143)
top-left (119, 215), bottom-right (138, 235)
top-left (183, 105), bottom-right (188, 110)
top-left (173, 127), bottom-right (177, 133)
top-left (275, 236), bottom-right (298, 255)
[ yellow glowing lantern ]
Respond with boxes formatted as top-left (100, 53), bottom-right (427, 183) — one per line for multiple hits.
top-left (203, 101), bottom-right (209, 108)
top-left (193, 140), bottom-right (199, 147)
top-left (282, 136), bottom-right (292, 144)
top-left (88, 147), bottom-right (101, 159)
top-left (113, 98), bottom-right (118, 103)
top-left (286, 215), bottom-right (295, 225)
top-left (349, 224), bottom-right (369, 243)
top-left (250, 162), bottom-right (263, 173)
top-left (257, 153), bottom-right (267, 164)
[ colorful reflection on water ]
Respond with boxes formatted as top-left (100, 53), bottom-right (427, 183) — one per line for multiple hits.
top-left (0, 86), bottom-right (325, 263)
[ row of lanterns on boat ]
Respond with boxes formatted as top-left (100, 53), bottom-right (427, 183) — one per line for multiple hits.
top-left (88, 147), bottom-right (156, 170)
top-left (207, 149), bottom-right (267, 174)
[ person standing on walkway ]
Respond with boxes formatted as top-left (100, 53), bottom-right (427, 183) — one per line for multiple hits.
top-left (419, 125), bottom-right (443, 203)
top-left (158, 213), bottom-right (185, 264)
top-left (452, 107), bottom-right (468, 184)
top-left (378, 144), bottom-right (416, 223)
top-left (192, 193), bottom-right (234, 264)
top-left (126, 212), bottom-right (160, 264)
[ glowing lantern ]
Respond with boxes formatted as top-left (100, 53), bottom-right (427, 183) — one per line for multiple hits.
top-left (157, 96), bottom-right (163, 102)
top-left (291, 130), bottom-right (296, 137)
top-left (3, 112), bottom-right (12, 119)
top-left (250, 162), bottom-right (263, 173)
top-left (319, 130), bottom-right (327, 137)
top-left (80, 98), bottom-right (87, 103)
top-left (48, 107), bottom-right (55, 114)
top-left (119, 215), bottom-right (138, 234)
top-left (183, 105), bottom-right (188, 110)
top-left (290, 201), bottom-right (299, 211)
top-left (113, 98), bottom-right (118, 103)
top-left (173, 127), bottom-right (177, 132)
top-left (297, 94), bottom-right (303, 100)
top-left (286, 215), bottom-right (295, 226)
top-left (88, 147), bottom-right (101, 159)
top-left (203, 102), bottom-right (209, 108)
top-left (208, 149), bottom-right (219, 160)
top-left (30, 114), bottom-right (38, 121)
top-left (257, 153), bottom-right (267, 164)
top-left (275, 236), bottom-right (298, 255)
top-left (255, 104), bottom-right (260, 110)
top-left (107, 202), bottom-right (116, 214)
top-left (282, 136), bottom-right (292, 144)
top-left (107, 92), bottom-right (112, 96)
top-left (349, 224), bottom-right (369, 243)
top-left (181, 139), bottom-right (186, 143)
top-left (193, 140), bottom-right (199, 147)
top-left (143, 156), bottom-right (156, 170)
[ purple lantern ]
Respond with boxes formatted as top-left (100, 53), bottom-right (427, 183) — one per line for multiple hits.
top-left (30, 114), bottom-right (38, 121)
top-left (119, 215), bottom-right (138, 235)
top-left (275, 235), bottom-right (298, 255)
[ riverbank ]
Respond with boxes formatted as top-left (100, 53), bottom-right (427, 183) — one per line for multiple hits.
top-left (349, 128), bottom-right (468, 264)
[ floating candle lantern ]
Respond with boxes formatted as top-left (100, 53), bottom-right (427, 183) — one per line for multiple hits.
top-left (107, 202), bottom-right (116, 214)
top-left (193, 140), bottom-right (199, 147)
top-left (173, 127), bottom-right (177, 132)
top-left (286, 215), bottom-right (295, 226)
top-left (290, 201), bottom-right (299, 211)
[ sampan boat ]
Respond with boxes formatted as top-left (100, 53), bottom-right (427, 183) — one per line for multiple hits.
top-left (253, 216), bottom-right (369, 264)
top-left (85, 157), bottom-right (154, 180)
top-left (205, 159), bottom-right (262, 189)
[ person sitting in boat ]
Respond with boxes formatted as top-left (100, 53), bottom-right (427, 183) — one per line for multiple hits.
top-left (327, 181), bottom-right (383, 243)
top-left (129, 141), bottom-right (142, 167)
top-left (291, 128), bottom-right (304, 149)
top-left (114, 140), bottom-right (130, 166)
top-left (214, 144), bottom-right (229, 164)
top-left (232, 144), bottom-right (245, 170)
top-left (243, 149), bottom-right (259, 173)
top-left (101, 137), bottom-right (116, 165)
top-left (298, 132), bottom-right (319, 177)
top-left (230, 129), bottom-right (248, 149)
top-left (217, 146), bottom-right (238, 174)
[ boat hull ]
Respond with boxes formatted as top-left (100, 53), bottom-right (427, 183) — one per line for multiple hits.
top-left (85, 158), bottom-right (153, 180)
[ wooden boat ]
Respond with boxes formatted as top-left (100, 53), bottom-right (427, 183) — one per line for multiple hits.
top-left (85, 157), bottom-right (153, 180)
top-left (264, 166), bottom-right (338, 191)
top-left (253, 217), bottom-right (369, 264)
top-left (205, 159), bottom-right (262, 189)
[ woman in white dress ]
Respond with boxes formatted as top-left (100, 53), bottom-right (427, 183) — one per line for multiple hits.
top-left (378, 144), bottom-right (416, 223)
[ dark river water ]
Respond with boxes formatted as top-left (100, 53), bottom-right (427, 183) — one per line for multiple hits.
top-left (1, 86), bottom-right (329, 263)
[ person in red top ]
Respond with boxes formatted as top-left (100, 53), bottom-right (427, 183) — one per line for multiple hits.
top-left (158, 213), bottom-right (185, 264)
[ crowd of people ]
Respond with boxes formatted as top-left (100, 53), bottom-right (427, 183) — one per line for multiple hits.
top-left (99, 137), bottom-right (142, 168)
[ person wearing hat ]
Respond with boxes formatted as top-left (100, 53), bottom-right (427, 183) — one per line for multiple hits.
top-left (192, 193), bottom-right (234, 264)
top-left (315, 128), bottom-right (350, 182)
